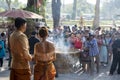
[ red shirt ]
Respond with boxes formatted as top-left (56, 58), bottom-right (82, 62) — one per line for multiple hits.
top-left (74, 38), bottom-right (82, 49)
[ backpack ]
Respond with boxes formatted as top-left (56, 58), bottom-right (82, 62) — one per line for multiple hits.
top-left (80, 48), bottom-right (91, 62)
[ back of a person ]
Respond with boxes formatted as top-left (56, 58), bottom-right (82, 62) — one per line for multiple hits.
top-left (33, 27), bottom-right (56, 80)
top-left (10, 31), bottom-right (29, 69)
top-left (9, 17), bottom-right (32, 80)
top-left (35, 41), bottom-right (54, 62)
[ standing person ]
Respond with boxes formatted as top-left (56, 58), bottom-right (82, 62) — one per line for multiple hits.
top-left (9, 17), bottom-right (32, 80)
top-left (94, 27), bottom-right (101, 37)
top-left (33, 27), bottom-right (56, 80)
top-left (28, 31), bottom-right (39, 74)
top-left (109, 33), bottom-right (120, 75)
top-left (1, 32), bottom-right (6, 48)
top-left (0, 39), bottom-right (5, 71)
top-left (80, 35), bottom-right (90, 72)
top-left (105, 33), bottom-right (111, 64)
top-left (99, 34), bottom-right (108, 66)
top-left (74, 33), bottom-right (83, 50)
top-left (69, 33), bottom-right (76, 49)
top-left (88, 34), bottom-right (100, 74)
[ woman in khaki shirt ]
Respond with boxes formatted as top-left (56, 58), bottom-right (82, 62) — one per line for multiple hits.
top-left (33, 27), bottom-right (56, 80)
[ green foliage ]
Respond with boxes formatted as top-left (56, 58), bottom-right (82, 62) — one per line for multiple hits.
top-left (102, 0), bottom-right (120, 19)
top-left (0, 8), bottom-right (5, 12)
top-left (25, 0), bottom-right (47, 18)
top-left (59, 0), bottom-right (94, 17)
top-left (25, 6), bottom-right (40, 15)
top-left (76, 0), bottom-right (94, 16)
top-left (12, 0), bottom-right (25, 9)
top-left (0, 0), bottom-right (26, 10)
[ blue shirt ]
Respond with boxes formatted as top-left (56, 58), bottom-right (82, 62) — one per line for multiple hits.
top-left (0, 40), bottom-right (5, 58)
top-left (88, 38), bottom-right (99, 56)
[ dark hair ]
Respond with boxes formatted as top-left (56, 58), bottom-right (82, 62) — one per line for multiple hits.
top-left (88, 26), bottom-right (90, 29)
top-left (1, 32), bottom-right (5, 37)
top-left (39, 27), bottom-right (48, 39)
top-left (31, 31), bottom-right (37, 35)
top-left (15, 17), bottom-right (27, 29)
top-left (98, 27), bottom-right (101, 31)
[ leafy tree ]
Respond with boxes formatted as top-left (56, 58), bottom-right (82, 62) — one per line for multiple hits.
top-left (26, 0), bottom-right (47, 25)
top-left (6, 0), bottom-right (11, 10)
top-left (102, 0), bottom-right (120, 19)
top-left (76, 0), bottom-right (94, 16)
top-left (11, 0), bottom-right (25, 9)
top-left (59, 0), bottom-right (94, 19)
top-left (26, 0), bottom-right (38, 13)
top-left (0, 0), bottom-right (25, 11)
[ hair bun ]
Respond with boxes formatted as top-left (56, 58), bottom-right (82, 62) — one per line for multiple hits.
top-left (39, 27), bottom-right (48, 38)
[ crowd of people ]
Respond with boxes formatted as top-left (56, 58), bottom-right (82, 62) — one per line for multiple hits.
top-left (0, 17), bottom-right (120, 80)
top-left (51, 24), bottom-right (120, 75)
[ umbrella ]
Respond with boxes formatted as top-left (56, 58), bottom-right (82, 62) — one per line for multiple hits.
top-left (0, 9), bottom-right (43, 19)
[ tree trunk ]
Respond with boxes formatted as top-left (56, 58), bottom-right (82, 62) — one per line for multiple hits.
top-left (93, 0), bottom-right (100, 29)
top-left (27, 0), bottom-right (47, 26)
top-left (27, 0), bottom-right (33, 7)
top-left (52, 0), bottom-right (61, 29)
top-left (27, 0), bottom-right (37, 12)
top-left (25, 0), bottom-right (37, 37)
top-left (6, 0), bottom-right (11, 10)
top-left (72, 0), bottom-right (77, 20)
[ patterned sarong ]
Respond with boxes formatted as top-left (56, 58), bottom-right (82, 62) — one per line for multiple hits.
top-left (10, 68), bottom-right (31, 80)
top-left (34, 61), bottom-right (56, 80)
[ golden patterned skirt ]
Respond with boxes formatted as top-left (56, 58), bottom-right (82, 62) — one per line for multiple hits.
top-left (34, 61), bottom-right (56, 80)
top-left (10, 68), bottom-right (31, 80)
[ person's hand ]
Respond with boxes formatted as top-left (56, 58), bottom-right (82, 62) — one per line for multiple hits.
top-left (32, 57), bottom-right (34, 61)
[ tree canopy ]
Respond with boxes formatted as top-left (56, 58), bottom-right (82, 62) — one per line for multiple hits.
top-left (0, 0), bottom-right (25, 11)
top-left (46, 0), bottom-right (94, 18)
top-left (101, 0), bottom-right (120, 19)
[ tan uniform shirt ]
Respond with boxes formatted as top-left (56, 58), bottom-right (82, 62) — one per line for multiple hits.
top-left (10, 30), bottom-right (32, 69)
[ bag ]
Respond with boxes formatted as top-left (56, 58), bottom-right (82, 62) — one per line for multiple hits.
top-left (80, 49), bottom-right (91, 62)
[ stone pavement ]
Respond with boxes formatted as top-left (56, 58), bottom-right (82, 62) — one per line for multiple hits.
top-left (0, 59), bottom-right (120, 80)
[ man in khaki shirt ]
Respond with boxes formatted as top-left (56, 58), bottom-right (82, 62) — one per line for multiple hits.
top-left (9, 17), bottom-right (32, 80)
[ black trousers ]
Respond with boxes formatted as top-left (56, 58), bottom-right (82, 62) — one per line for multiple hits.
top-left (8, 48), bottom-right (12, 67)
top-left (0, 58), bottom-right (3, 67)
top-left (110, 52), bottom-right (120, 74)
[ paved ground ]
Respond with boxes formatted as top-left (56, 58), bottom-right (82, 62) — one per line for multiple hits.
top-left (0, 59), bottom-right (120, 80)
